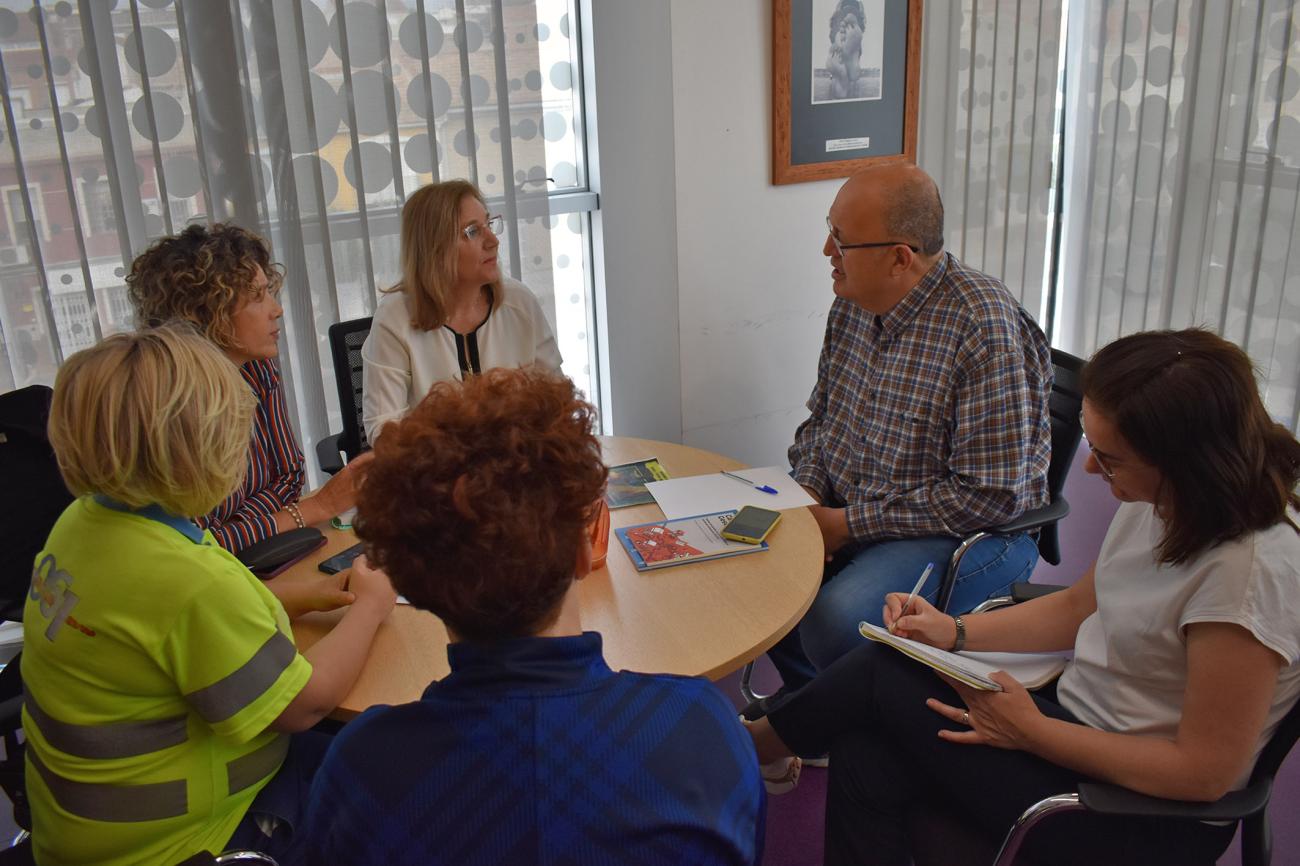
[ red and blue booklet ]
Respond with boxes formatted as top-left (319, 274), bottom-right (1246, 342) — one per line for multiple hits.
top-left (615, 510), bottom-right (768, 571)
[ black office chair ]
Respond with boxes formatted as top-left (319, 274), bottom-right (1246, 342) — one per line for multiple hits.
top-left (315, 317), bottom-right (373, 475)
top-left (0, 385), bottom-right (74, 622)
top-left (739, 349), bottom-right (1086, 705)
top-left (933, 348), bottom-right (1085, 612)
top-left (986, 693), bottom-right (1300, 866)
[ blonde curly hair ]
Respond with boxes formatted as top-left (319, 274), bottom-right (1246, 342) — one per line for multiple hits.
top-left (126, 223), bottom-right (284, 350)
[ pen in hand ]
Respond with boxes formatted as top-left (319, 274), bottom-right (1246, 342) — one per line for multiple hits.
top-left (888, 561), bottom-right (935, 634)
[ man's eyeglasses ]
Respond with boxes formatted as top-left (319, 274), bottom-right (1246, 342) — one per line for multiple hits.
top-left (1078, 410), bottom-right (1116, 481)
top-left (463, 214), bottom-right (504, 242)
top-left (825, 216), bottom-right (920, 257)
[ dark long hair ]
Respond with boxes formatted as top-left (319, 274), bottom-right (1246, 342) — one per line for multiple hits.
top-left (1082, 328), bottom-right (1300, 565)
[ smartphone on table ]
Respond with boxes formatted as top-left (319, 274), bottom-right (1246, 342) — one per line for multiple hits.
top-left (720, 506), bottom-right (783, 545)
top-left (318, 541), bottom-right (365, 575)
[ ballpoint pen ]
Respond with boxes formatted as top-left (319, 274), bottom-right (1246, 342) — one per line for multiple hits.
top-left (889, 561), bottom-right (935, 634)
top-left (720, 469), bottom-right (779, 495)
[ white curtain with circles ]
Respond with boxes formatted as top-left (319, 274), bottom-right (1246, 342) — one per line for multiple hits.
top-left (0, 0), bottom-right (594, 475)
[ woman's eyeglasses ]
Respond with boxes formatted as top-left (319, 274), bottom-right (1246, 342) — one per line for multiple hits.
top-left (463, 215), bottom-right (505, 242)
top-left (1078, 411), bottom-right (1117, 480)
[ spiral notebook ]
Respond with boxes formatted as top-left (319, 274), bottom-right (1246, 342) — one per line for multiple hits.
top-left (858, 622), bottom-right (1069, 691)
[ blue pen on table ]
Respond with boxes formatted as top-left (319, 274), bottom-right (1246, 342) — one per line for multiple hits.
top-left (889, 561), bottom-right (936, 634)
top-left (720, 469), bottom-right (779, 495)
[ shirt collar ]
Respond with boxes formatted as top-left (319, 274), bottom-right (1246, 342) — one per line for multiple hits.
top-left (433, 631), bottom-right (613, 696)
top-left (93, 495), bottom-right (206, 544)
top-left (876, 252), bottom-right (950, 337)
top-left (239, 358), bottom-right (277, 398)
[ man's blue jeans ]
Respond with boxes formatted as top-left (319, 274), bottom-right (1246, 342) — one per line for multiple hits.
top-left (769, 533), bottom-right (1040, 691)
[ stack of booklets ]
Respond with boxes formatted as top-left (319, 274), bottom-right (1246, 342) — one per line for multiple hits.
top-left (606, 457), bottom-right (671, 509)
top-left (616, 510), bottom-right (767, 571)
top-left (858, 622), bottom-right (1069, 690)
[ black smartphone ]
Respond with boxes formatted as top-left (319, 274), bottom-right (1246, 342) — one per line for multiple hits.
top-left (317, 542), bottom-right (365, 575)
top-left (720, 506), bottom-right (783, 545)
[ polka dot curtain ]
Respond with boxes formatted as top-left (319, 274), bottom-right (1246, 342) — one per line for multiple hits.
top-left (921, 0), bottom-right (1300, 433)
top-left (0, 0), bottom-right (598, 467)
top-left (1054, 0), bottom-right (1300, 432)
top-left (918, 0), bottom-right (1067, 327)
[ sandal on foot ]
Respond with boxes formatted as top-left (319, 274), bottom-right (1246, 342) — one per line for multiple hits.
top-left (760, 756), bottom-right (802, 795)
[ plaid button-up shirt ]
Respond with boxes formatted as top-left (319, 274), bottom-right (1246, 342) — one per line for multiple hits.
top-left (790, 253), bottom-right (1052, 542)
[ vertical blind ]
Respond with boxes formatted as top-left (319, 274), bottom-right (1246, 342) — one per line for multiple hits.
top-left (0, 0), bottom-right (597, 474)
top-left (1056, 0), bottom-right (1300, 431)
top-left (925, 0), bottom-right (1300, 433)
top-left (919, 0), bottom-right (1067, 327)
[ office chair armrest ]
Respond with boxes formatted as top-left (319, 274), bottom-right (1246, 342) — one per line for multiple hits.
top-left (0, 694), bottom-right (22, 732)
top-left (993, 499), bottom-right (1071, 536)
top-left (971, 582), bottom-right (1067, 614)
top-left (315, 434), bottom-right (345, 476)
top-left (1012, 582), bottom-right (1067, 603)
top-left (1077, 781), bottom-right (1271, 822)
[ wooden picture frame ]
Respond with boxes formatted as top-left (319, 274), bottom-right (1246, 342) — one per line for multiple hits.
top-left (772, 0), bottom-right (922, 185)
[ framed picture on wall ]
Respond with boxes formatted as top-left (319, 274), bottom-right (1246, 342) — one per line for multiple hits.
top-left (772, 0), bottom-right (922, 185)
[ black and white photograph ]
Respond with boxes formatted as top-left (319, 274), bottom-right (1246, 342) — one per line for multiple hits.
top-left (811, 0), bottom-right (884, 104)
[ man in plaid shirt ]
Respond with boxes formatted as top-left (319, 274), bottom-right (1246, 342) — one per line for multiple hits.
top-left (769, 163), bottom-right (1052, 693)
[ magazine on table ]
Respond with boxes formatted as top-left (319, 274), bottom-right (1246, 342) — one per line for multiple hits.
top-left (616, 510), bottom-right (768, 571)
top-left (606, 457), bottom-right (671, 509)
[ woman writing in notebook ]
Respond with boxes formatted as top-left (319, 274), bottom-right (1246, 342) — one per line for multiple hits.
top-left (361, 180), bottom-right (563, 443)
top-left (746, 328), bottom-right (1300, 866)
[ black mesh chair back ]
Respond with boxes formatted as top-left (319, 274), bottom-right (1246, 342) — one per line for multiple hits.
top-left (1037, 348), bottom-right (1085, 565)
top-left (0, 385), bottom-right (73, 620)
top-left (327, 317), bottom-right (373, 463)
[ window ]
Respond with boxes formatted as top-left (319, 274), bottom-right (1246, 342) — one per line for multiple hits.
top-left (0, 0), bottom-right (604, 462)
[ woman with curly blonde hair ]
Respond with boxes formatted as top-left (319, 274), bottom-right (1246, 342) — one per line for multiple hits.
top-left (128, 223), bottom-right (369, 555)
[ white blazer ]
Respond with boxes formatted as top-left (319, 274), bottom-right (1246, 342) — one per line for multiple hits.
top-left (361, 277), bottom-right (563, 441)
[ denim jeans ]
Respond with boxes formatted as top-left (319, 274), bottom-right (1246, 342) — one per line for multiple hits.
top-left (223, 729), bottom-right (334, 861)
top-left (769, 532), bottom-right (1040, 691)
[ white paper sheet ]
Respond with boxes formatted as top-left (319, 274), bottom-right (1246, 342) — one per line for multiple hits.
top-left (645, 466), bottom-right (817, 519)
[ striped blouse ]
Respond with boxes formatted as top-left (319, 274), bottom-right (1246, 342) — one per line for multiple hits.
top-left (197, 358), bottom-right (305, 552)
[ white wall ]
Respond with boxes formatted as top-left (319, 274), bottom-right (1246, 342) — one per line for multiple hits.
top-left (588, 1), bottom-right (842, 467)
top-left (669, 2), bottom-right (840, 468)
top-left (584, 0), bottom-right (683, 443)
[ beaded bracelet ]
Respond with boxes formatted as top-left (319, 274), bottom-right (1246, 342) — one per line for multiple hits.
top-left (286, 501), bottom-right (306, 529)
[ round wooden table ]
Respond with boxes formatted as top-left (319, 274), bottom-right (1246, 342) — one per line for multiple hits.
top-left (287, 436), bottom-right (824, 718)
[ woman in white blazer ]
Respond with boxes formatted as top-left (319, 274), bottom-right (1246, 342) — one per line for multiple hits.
top-left (362, 180), bottom-right (562, 442)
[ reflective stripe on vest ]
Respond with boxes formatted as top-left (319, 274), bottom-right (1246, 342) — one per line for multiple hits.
top-left (28, 734), bottom-right (291, 823)
top-left (227, 735), bottom-right (289, 796)
top-left (26, 748), bottom-right (188, 823)
top-left (24, 688), bottom-right (187, 760)
top-left (184, 631), bottom-right (297, 724)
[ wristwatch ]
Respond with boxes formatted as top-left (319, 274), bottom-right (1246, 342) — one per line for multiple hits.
top-left (951, 615), bottom-right (966, 653)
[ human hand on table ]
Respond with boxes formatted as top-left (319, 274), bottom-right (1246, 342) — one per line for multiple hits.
top-left (808, 504), bottom-right (851, 560)
top-left (345, 554), bottom-right (398, 619)
top-left (927, 672), bottom-right (1044, 751)
top-left (264, 571), bottom-right (355, 620)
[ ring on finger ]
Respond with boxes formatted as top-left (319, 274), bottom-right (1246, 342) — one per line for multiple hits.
top-left (961, 711), bottom-right (970, 726)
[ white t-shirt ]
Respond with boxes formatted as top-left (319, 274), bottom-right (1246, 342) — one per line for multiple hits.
top-left (361, 278), bottom-right (563, 441)
top-left (1057, 501), bottom-right (1300, 789)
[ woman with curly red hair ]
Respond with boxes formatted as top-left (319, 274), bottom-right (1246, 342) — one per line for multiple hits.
top-left (128, 223), bottom-right (369, 557)
top-left (295, 368), bottom-right (765, 866)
